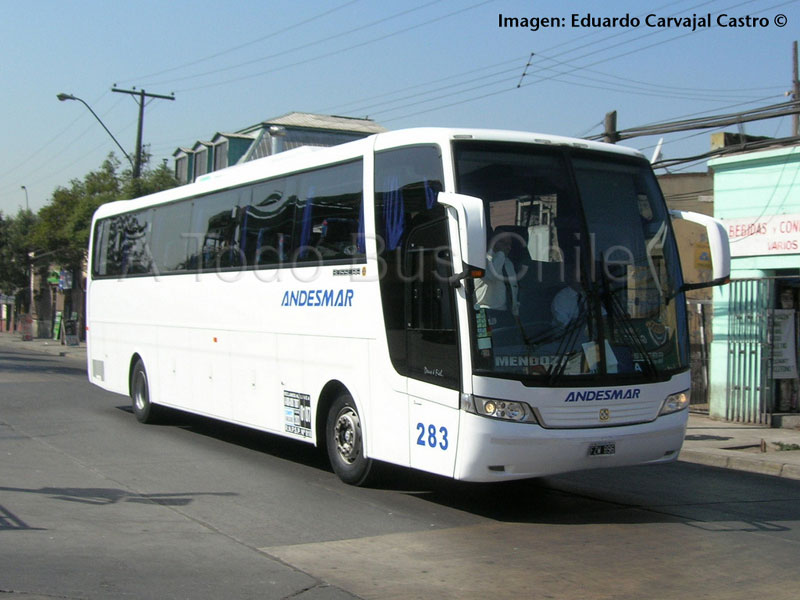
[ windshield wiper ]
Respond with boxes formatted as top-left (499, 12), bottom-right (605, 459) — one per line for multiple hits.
top-left (546, 293), bottom-right (590, 384)
top-left (600, 276), bottom-right (659, 379)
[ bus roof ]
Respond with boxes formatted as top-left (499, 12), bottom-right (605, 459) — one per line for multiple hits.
top-left (93, 127), bottom-right (645, 220)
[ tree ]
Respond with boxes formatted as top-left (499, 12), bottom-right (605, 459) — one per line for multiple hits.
top-left (31, 153), bottom-right (178, 270)
top-left (124, 158), bottom-right (179, 200)
top-left (0, 152), bottom-right (178, 336)
top-left (0, 208), bottom-right (38, 312)
top-left (31, 155), bottom-right (120, 269)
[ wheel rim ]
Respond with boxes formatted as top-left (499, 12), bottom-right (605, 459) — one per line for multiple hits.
top-left (133, 371), bottom-right (148, 412)
top-left (333, 406), bottom-right (361, 465)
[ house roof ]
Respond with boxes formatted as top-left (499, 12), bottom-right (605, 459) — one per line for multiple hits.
top-left (246, 112), bottom-right (386, 135)
top-left (191, 141), bottom-right (213, 152)
top-left (210, 132), bottom-right (258, 143)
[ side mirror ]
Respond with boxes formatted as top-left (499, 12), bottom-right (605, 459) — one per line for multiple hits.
top-left (670, 210), bottom-right (730, 290)
top-left (437, 192), bottom-right (487, 272)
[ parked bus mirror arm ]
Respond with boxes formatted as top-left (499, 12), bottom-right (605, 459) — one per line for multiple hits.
top-left (450, 266), bottom-right (486, 288)
top-left (437, 192), bottom-right (487, 271)
top-left (669, 209), bottom-right (731, 293)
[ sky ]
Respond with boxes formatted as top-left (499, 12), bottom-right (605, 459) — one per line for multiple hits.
top-left (2, 0), bottom-right (799, 215)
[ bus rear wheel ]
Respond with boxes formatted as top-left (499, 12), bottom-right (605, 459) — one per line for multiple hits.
top-left (130, 359), bottom-right (158, 424)
top-left (326, 394), bottom-right (374, 486)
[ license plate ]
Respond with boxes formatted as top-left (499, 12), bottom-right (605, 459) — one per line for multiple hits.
top-left (589, 442), bottom-right (616, 456)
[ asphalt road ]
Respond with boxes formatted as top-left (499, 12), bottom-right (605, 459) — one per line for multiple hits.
top-left (2, 345), bottom-right (800, 600)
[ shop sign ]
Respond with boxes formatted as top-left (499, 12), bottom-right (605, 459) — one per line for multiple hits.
top-left (59, 270), bottom-right (73, 290)
top-left (721, 213), bottom-right (800, 257)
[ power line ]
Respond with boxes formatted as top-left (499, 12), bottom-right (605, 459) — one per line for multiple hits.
top-left (316, 55), bottom-right (527, 114)
top-left (145, 0), bottom-right (454, 90)
top-left (375, 0), bottom-right (767, 121)
top-left (123, 0), bottom-right (363, 85)
top-left (532, 53), bottom-right (782, 101)
top-left (633, 95), bottom-right (787, 143)
top-left (177, 0), bottom-right (492, 93)
top-left (652, 134), bottom-right (800, 169)
top-left (344, 66), bottom-right (520, 118)
top-left (375, 0), bottom-right (791, 123)
top-left (599, 100), bottom-right (800, 141)
top-left (319, 1), bottom-right (767, 119)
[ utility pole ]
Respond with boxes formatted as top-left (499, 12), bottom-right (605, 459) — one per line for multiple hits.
top-left (792, 41), bottom-right (799, 136)
top-left (603, 110), bottom-right (619, 143)
top-left (111, 86), bottom-right (175, 178)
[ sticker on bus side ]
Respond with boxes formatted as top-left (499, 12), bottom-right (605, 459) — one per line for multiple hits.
top-left (280, 289), bottom-right (354, 307)
top-left (284, 390), bottom-right (312, 438)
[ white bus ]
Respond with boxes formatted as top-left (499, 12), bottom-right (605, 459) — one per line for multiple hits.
top-left (87, 128), bottom-right (729, 485)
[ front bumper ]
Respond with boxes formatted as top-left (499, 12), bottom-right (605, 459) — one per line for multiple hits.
top-left (453, 409), bottom-right (688, 482)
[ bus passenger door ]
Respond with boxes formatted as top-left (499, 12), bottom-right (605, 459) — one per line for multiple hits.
top-left (405, 219), bottom-right (461, 477)
top-left (373, 144), bottom-right (459, 476)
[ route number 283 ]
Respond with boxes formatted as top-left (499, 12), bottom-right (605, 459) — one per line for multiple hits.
top-left (416, 423), bottom-right (449, 450)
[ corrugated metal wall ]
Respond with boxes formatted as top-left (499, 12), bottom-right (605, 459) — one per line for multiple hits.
top-left (726, 279), bottom-right (775, 423)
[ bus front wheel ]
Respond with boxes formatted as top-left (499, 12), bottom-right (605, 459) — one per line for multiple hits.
top-left (326, 394), bottom-right (373, 486)
top-left (130, 359), bottom-right (158, 424)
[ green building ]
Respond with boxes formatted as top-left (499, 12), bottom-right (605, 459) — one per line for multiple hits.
top-left (708, 144), bottom-right (800, 423)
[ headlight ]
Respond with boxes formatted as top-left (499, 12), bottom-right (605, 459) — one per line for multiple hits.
top-left (659, 390), bottom-right (690, 416)
top-left (462, 394), bottom-right (537, 423)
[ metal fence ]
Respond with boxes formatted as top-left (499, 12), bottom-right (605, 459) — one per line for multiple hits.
top-left (726, 278), bottom-right (775, 424)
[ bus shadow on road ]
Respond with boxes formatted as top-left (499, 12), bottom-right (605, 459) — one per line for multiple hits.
top-left (114, 405), bottom-right (800, 529)
top-left (367, 460), bottom-right (800, 528)
top-left (116, 404), bottom-right (332, 474)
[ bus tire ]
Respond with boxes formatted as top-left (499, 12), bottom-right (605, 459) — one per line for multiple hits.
top-left (326, 394), bottom-right (373, 486)
top-left (130, 359), bottom-right (158, 424)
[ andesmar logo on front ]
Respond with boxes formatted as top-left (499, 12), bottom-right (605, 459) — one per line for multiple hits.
top-left (564, 388), bottom-right (641, 402)
top-left (281, 288), bottom-right (354, 307)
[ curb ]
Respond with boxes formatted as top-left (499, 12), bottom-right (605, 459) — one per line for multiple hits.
top-left (679, 448), bottom-right (800, 481)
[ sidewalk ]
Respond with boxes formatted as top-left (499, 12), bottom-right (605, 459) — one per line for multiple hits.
top-left (681, 412), bottom-right (800, 481)
top-left (0, 328), bottom-right (86, 360)
top-left (3, 328), bottom-right (800, 481)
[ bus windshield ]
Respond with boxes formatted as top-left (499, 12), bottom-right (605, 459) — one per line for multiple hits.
top-left (454, 141), bottom-right (688, 383)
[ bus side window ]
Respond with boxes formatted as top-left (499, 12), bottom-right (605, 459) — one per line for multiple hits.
top-left (150, 201), bottom-right (192, 273)
top-left (295, 160), bottom-right (364, 264)
top-left (405, 218), bottom-right (459, 387)
top-left (375, 145), bottom-right (459, 389)
top-left (187, 189), bottom-right (242, 271)
top-left (114, 210), bottom-right (153, 277)
top-left (92, 219), bottom-right (110, 277)
top-left (245, 178), bottom-right (295, 267)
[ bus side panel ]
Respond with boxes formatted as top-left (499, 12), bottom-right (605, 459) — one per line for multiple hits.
top-left (407, 379), bottom-right (460, 477)
top-left (87, 319), bottom-right (116, 392)
top-left (87, 279), bottom-right (159, 398)
top-left (155, 325), bottom-right (192, 411)
top-left (365, 339), bottom-right (410, 468)
top-left (409, 397), bottom-right (459, 478)
top-left (299, 336), bottom-right (370, 445)
top-left (188, 328), bottom-right (233, 419)
top-left (230, 331), bottom-right (280, 432)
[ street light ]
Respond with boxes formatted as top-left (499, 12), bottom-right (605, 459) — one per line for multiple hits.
top-left (56, 93), bottom-right (134, 169)
top-left (20, 185), bottom-right (29, 211)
